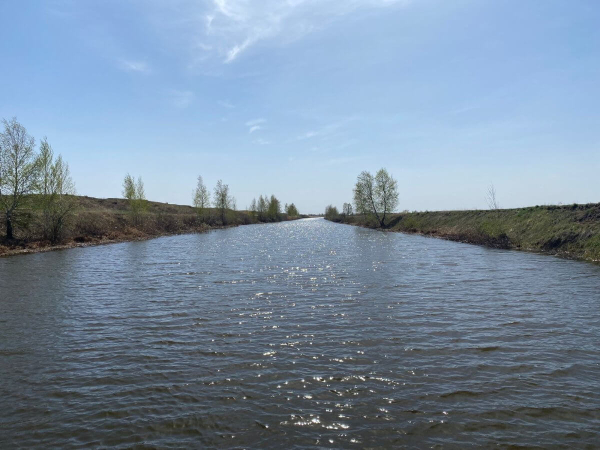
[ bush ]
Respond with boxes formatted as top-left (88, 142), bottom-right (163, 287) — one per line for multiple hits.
top-left (324, 205), bottom-right (340, 222)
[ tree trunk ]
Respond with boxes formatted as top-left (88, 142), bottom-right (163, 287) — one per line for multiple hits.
top-left (6, 213), bottom-right (14, 240)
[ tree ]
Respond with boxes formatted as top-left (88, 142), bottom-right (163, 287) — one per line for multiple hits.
top-left (286, 202), bottom-right (299, 217)
top-left (353, 168), bottom-right (398, 227)
top-left (213, 179), bottom-right (234, 224)
top-left (123, 174), bottom-right (135, 202)
top-left (267, 194), bottom-right (281, 221)
top-left (0, 118), bottom-right (38, 240)
top-left (374, 168), bottom-right (399, 225)
top-left (193, 175), bottom-right (210, 219)
top-left (249, 198), bottom-right (257, 219)
top-left (353, 170), bottom-right (375, 218)
top-left (136, 178), bottom-right (146, 209)
top-left (257, 195), bottom-right (268, 221)
top-left (38, 138), bottom-right (76, 243)
top-left (324, 205), bottom-right (340, 221)
top-left (486, 183), bottom-right (499, 210)
top-left (342, 202), bottom-right (353, 216)
top-left (123, 174), bottom-right (147, 223)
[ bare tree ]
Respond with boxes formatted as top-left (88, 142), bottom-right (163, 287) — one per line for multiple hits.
top-left (342, 202), bottom-right (353, 216)
top-left (0, 118), bottom-right (38, 239)
top-left (486, 183), bottom-right (500, 210)
top-left (193, 175), bottom-right (211, 219)
top-left (38, 138), bottom-right (76, 243)
top-left (353, 168), bottom-right (399, 227)
top-left (213, 179), bottom-right (234, 224)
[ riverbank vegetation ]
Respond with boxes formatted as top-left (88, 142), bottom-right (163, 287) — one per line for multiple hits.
top-left (0, 193), bottom-right (302, 257)
top-left (0, 118), bottom-right (301, 257)
top-left (326, 168), bottom-right (600, 262)
top-left (248, 195), bottom-right (300, 222)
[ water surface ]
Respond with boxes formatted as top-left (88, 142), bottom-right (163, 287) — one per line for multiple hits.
top-left (1, 218), bottom-right (599, 447)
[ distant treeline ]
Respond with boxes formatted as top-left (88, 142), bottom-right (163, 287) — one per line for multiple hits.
top-left (0, 118), bottom-right (299, 250)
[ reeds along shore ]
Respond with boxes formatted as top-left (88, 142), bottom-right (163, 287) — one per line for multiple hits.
top-left (328, 203), bottom-right (600, 263)
top-left (0, 195), bottom-right (301, 257)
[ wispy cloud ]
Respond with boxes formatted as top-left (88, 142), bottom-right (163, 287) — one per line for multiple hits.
top-left (119, 59), bottom-right (151, 74)
top-left (297, 117), bottom-right (358, 140)
top-left (298, 130), bottom-right (320, 140)
top-left (246, 118), bottom-right (266, 127)
top-left (141, 0), bottom-right (409, 65)
top-left (253, 138), bottom-right (270, 145)
top-left (170, 89), bottom-right (195, 108)
top-left (218, 100), bottom-right (235, 109)
top-left (225, 38), bottom-right (252, 63)
top-left (244, 118), bottom-right (267, 134)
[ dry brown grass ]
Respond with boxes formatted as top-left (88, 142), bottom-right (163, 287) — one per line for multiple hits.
top-left (0, 195), bottom-right (291, 256)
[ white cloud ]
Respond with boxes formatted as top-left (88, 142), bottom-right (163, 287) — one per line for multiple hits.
top-left (119, 59), bottom-right (151, 73)
top-left (246, 118), bottom-right (266, 127)
top-left (298, 130), bottom-right (319, 140)
top-left (225, 38), bottom-right (252, 63)
top-left (170, 90), bottom-right (195, 108)
top-left (245, 118), bottom-right (266, 133)
top-left (218, 100), bottom-right (235, 109)
top-left (297, 117), bottom-right (358, 140)
top-left (253, 138), bottom-right (270, 145)
top-left (142, 0), bottom-right (409, 65)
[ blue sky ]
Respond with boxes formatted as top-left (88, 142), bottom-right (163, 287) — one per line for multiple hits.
top-left (1, 0), bottom-right (599, 213)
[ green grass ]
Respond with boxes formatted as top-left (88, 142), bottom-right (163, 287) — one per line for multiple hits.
top-left (340, 204), bottom-right (600, 262)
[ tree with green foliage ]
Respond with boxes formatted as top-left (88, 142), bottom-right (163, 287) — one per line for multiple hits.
top-left (38, 138), bottom-right (76, 243)
top-left (353, 168), bottom-right (398, 227)
top-left (0, 118), bottom-right (39, 240)
top-left (286, 202), bottom-right (299, 217)
top-left (123, 174), bottom-right (147, 223)
top-left (324, 205), bottom-right (340, 221)
top-left (193, 175), bottom-right (211, 219)
top-left (267, 194), bottom-right (281, 221)
top-left (249, 198), bottom-right (259, 222)
top-left (257, 195), bottom-right (268, 221)
top-left (213, 179), bottom-right (234, 224)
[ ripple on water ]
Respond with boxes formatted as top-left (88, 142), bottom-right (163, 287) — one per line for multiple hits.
top-left (1, 218), bottom-right (600, 447)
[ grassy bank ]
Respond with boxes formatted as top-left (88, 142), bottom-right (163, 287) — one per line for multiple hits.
top-left (0, 195), bottom-right (298, 257)
top-left (332, 203), bottom-right (600, 262)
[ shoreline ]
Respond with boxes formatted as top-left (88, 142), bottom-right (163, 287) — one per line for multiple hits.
top-left (335, 220), bottom-right (597, 263)
top-left (0, 223), bottom-right (244, 258)
top-left (328, 204), bottom-right (600, 264)
top-left (0, 194), bottom-right (308, 258)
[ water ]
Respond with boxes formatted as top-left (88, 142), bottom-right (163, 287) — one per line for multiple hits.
top-left (1, 218), bottom-right (599, 448)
